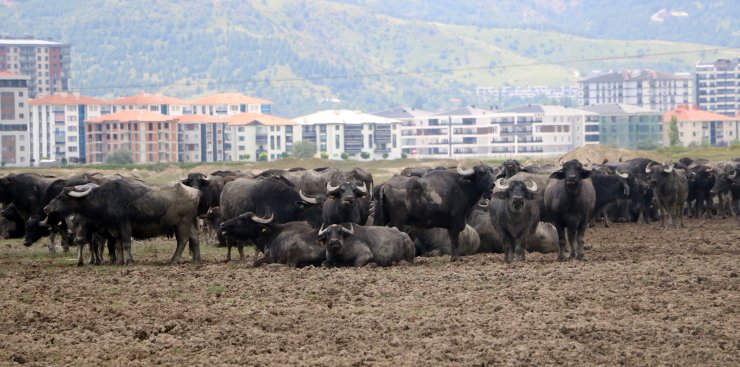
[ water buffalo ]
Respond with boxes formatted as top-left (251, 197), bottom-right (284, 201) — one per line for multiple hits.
top-left (220, 212), bottom-right (325, 267)
top-left (590, 171), bottom-right (631, 227)
top-left (404, 224), bottom-right (480, 257)
top-left (44, 180), bottom-right (201, 265)
top-left (319, 223), bottom-right (414, 267)
top-left (489, 179), bottom-right (540, 262)
top-left (710, 169), bottom-right (739, 225)
top-left (377, 163), bottom-right (494, 261)
top-left (544, 160), bottom-right (596, 261)
top-left (181, 173), bottom-right (225, 217)
top-left (496, 159), bottom-right (523, 179)
top-left (0, 203), bottom-right (25, 239)
top-left (320, 180), bottom-right (371, 226)
top-left (646, 162), bottom-right (688, 228)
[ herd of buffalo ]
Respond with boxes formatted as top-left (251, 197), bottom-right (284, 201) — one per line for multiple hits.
top-left (1, 155), bottom-right (738, 267)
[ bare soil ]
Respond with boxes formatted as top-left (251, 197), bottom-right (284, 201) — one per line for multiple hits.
top-left (0, 218), bottom-right (738, 366)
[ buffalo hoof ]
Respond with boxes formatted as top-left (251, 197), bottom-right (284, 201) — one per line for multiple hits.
top-left (576, 254), bottom-right (587, 261)
top-left (77, 262), bottom-right (84, 267)
top-left (557, 255), bottom-right (566, 262)
top-left (450, 255), bottom-right (461, 262)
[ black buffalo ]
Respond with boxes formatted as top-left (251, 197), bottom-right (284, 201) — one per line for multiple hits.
top-left (646, 162), bottom-right (688, 228)
top-left (220, 212), bottom-right (325, 267)
top-left (44, 180), bottom-right (201, 265)
top-left (404, 224), bottom-right (480, 257)
top-left (544, 160), bottom-right (596, 261)
top-left (320, 180), bottom-right (371, 226)
top-left (319, 223), bottom-right (414, 267)
top-left (488, 179), bottom-right (540, 262)
top-left (0, 204), bottom-right (25, 239)
top-left (0, 173), bottom-right (57, 219)
top-left (181, 173), bottom-right (225, 217)
top-left (710, 168), bottom-right (739, 225)
top-left (590, 171), bottom-right (631, 227)
top-left (376, 164), bottom-right (494, 261)
top-left (685, 165), bottom-right (715, 219)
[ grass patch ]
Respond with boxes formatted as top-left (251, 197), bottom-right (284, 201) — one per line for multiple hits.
top-left (208, 284), bottom-right (226, 294)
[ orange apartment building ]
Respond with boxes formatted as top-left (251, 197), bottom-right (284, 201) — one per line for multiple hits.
top-left (85, 110), bottom-right (177, 164)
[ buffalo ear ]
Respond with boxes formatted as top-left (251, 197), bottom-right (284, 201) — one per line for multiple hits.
top-left (295, 201), bottom-right (313, 208)
top-left (580, 170), bottom-right (592, 179)
top-left (318, 238), bottom-right (327, 247)
top-left (492, 190), bottom-right (509, 199)
top-left (549, 171), bottom-right (565, 180)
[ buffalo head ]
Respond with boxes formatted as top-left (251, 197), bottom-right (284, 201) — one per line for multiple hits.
top-left (180, 173), bottom-right (210, 190)
top-left (645, 161), bottom-right (675, 187)
top-left (500, 159), bottom-right (522, 179)
top-left (220, 211), bottom-right (274, 240)
top-left (43, 183), bottom-right (100, 219)
top-left (317, 223), bottom-right (354, 252)
top-left (493, 179), bottom-right (537, 212)
top-left (710, 169), bottom-right (737, 195)
top-left (549, 160), bottom-right (592, 186)
top-left (326, 180), bottom-right (368, 207)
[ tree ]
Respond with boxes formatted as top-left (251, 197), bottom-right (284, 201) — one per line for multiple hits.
top-left (668, 115), bottom-right (680, 147)
top-left (258, 152), bottom-right (268, 161)
top-left (107, 149), bottom-right (133, 165)
top-left (291, 140), bottom-right (317, 158)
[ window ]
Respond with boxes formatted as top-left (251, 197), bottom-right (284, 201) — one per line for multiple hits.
top-left (68, 136), bottom-right (77, 142)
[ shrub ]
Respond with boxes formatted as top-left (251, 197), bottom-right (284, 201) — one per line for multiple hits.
top-left (258, 152), bottom-right (268, 161)
top-left (360, 152), bottom-right (371, 159)
top-left (240, 153), bottom-right (251, 160)
top-left (341, 152), bottom-right (349, 160)
top-left (636, 140), bottom-right (658, 150)
top-left (291, 140), bottom-right (317, 158)
top-left (107, 149), bottom-right (133, 165)
top-left (382, 153), bottom-right (389, 159)
top-left (401, 152), bottom-right (408, 159)
top-left (320, 152), bottom-right (329, 159)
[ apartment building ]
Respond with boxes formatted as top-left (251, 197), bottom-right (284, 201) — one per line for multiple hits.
top-left (191, 92), bottom-right (272, 117)
top-left (29, 92), bottom-right (111, 164)
top-left (0, 72), bottom-right (30, 167)
top-left (0, 36), bottom-right (71, 98)
top-left (578, 70), bottom-right (693, 112)
top-left (85, 110), bottom-right (177, 164)
top-left (110, 93), bottom-right (190, 116)
top-left (293, 110), bottom-right (402, 160)
top-left (695, 59), bottom-right (739, 117)
top-left (176, 114), bottom-right (229, 163)
top-left (662, 105), bottom-right (740, 147)
top-left (225, 113), bottom-right (297, 161)
top-left (581, 104), bottom-right (663, 149)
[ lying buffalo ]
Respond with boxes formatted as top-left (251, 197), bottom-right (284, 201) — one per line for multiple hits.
top-left (319, 223), bottom-right (415, 267)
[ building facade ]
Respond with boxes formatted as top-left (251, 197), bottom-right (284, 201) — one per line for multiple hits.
top-left (85, 110), bottom-right (177, 164)
top-left (581, 104), bottom-right (663, 149)
top-left (293, 110), bottom-right (402, 160)
top-left (695, 59), bottom-right (739, 117)
top-left (663, 105), bottom-right (740, 147)
top-left (191, 93), bottom-right (272, 117)
top-left (29, 93), bottom-right (111, 164)
top-left (110, 93), bottom-right (190, 116)
top-left (176, 114), bottom-right (229, 163)
top-left (0, 72), bottom-right (30, 167)
top-left (226, 113), bottom-right (297, 161)
top-left (578, 70), bottom-right (693, 112)
top-left (0, 36), bottom-right (71, 98)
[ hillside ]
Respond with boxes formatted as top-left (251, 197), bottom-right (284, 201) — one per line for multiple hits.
top-left (1, 0), bottom-right (738, 117)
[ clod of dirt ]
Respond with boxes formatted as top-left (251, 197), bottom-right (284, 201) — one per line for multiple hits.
top-left (11, 354), bottom-right (27, 364)
top-left (134, 330), bottom-right (149, 341)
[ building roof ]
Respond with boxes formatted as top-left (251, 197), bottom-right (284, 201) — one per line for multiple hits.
top-left (0, 71), bottom-right (28, 80)
top-left (29, 92), bottom-right (108, 106)
top-left (500, 104), bottom-right (597, 115)
top-left (663, 105), bottom-right (737, 123)
top-left (0, 39), bottom-right (67, 46)
top-left (109, 93), bottom-right (190, 106)
top-left (86, 110), bottom-right (174, 123)
top-left (191, 92), bottom-right (272, 105)
top-left (175, 114), bottom-right (224, 123)
top-left (437, 106), bottom-right (497, 117)
top-left (225, 112), bottom-right (294, 126)
top-left (580, 69), bottom-right (691, 83)
top-left (0, 71), bottom-right (18, 76)
top-left (293, 109), bottom-right (399, 125)
top-left (580, 103), bottom-right (660, 115)
top-left (372, 106), bottom-right (433, 119)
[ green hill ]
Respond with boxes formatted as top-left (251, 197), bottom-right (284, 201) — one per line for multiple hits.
top-left (1, 0), bottom-right (738, 117)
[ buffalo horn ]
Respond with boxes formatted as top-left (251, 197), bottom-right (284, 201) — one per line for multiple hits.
top-left (456, 163), bottom-right (474, 176)
top-left (645, 162), bottom-right (655, 174)
top-left (326, 181), bottom-right (340, 193)
top-left (478, 198), bottom-right (490, 208)
top-left (355, 181), bottom-right (367, 194)
top-left (525, 180), bottom-right (537, 192)
top-left (250, 212), bottom-right (274, 224)
top-left (663, 162), bottom-right (674, 173)
top-left (299, 190), bottom-right (319, 204)
top-left (730, 170), bottom-right (737, 179)
top-left (341, 223), bottom-right (354, 235)
top-left (617, 171), bottom-right (629, 179)
top-left (69, 183), bottom-right (98, 198)
top-left (318, 223), bottom-right (330, 236)
top-left (495, 178), bottom-right (509, 190)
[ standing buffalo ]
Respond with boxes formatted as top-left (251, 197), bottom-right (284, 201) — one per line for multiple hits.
top-left (544, 160), bottom-right (596, 261)
top-left (44, 180), bottom-right (201, 265)
top-left (710, 168), bottom-right (739, 225)
top-left (488, 179), bottom-right (540, 262)
top-left (646, 162), bottom-right (688, 228)
top-left (377, 164), bottom-right (494, 261)
top-left (220, 212), bottom-right (325, 267)
top-left (319, 223), bottom-right (414, 267)
top-left (590, 171), bottom-right (631, 227)
top-left (320, 180), bottom-right (371, 225)
top-left (181, 173), bottom-right (225, 217)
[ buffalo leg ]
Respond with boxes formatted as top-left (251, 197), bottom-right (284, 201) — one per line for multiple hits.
top-left (237, 243), bottom-right (245, 261)
top-left (567, 226), bottom-right (578, 259)
top-left (576, 222), bottom-right (587, 261)
top-left (188, 225), bottom-right (201, 263)
top-left (555, 224), bottom-right (567, 262)
top-left (169, 225), bottom-right (191, 265)
top-left (514, 238), bottom-right (525, 262)
top-left (448, 228), bottom-right (461, 262)
top-left (114, 239), bottom-right (125, 265)
top-left (76, 241), bottom-right (85, 266)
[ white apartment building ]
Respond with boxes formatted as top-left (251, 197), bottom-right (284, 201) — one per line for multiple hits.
top-left (110, 93), bottom-right (190, 116)
top-left (29, 93), bottom-right (111, 164)
top-left (225, 113), bottom-right (297, 161)
top-left (578, 70), bottom-right (693, 112)
top-left (176, 114), bottom-right (229, 163)
top-left (191, 93), bottom-right (273, 118)
top-left (695, 59), bottom-right (739, 117)
top-left (384, 105), bottom-right (597, 159)
top-left (293, 110), bottom-right (402, 161)
top-left (0, 36), bottom-right (71, 98)
top-left (0, 72), bottom-right (30, 167)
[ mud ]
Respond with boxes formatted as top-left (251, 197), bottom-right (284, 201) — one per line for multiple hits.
top-left (0, 218), bottom-right (738, 366)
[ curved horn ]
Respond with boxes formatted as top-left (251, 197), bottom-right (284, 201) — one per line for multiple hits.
top-left (645, 162), bottom-right (655, 174)
top-left (729, 170), bottom-right (737, 179)
top-left (249, 212), bottom-right (274, 224)
top-left (68, 184), bottom-right (97, 198)
top-left (326, 181), bottom-right (340, 193)
top-left (457, 163), bottom-right (474, 176)
top-left (478, 198), bottom-right (490, 208)
top-left (299, 190), bottom-right (318, 204)
top-left (663, 162), bottom-right (674, 173)
top-left (317, 223), bottom-right (330, 236)
top-left (617, 171), bottom-right (629, 179)
top-left (495, 178), bottom-right (509, 190)
top-left (355, 181), bottom-right (367, 194)
top-left (341, 223), bottom-right (354, 235)
top-left (525, 180), bottom-right (538, 192)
